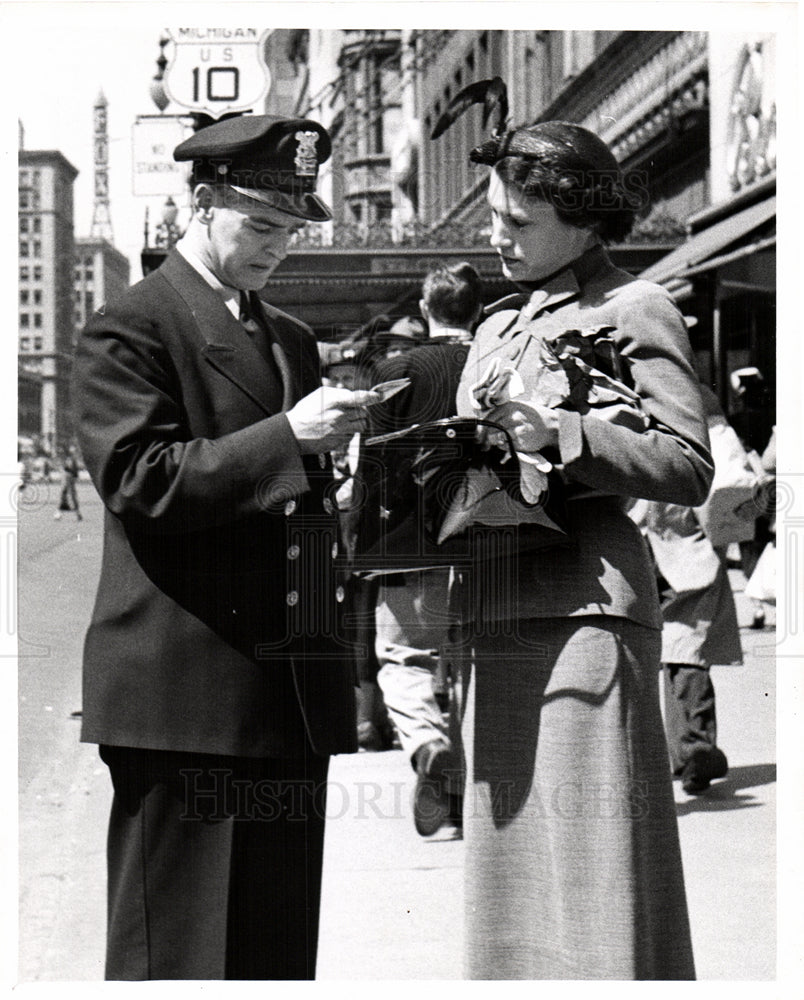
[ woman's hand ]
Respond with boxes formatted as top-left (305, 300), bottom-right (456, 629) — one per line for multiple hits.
top-left (485, 400), bottom-right (560, 454)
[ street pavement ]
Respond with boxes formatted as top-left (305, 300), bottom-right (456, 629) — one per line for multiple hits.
top-left (15, 479), bottom-right (783, 982)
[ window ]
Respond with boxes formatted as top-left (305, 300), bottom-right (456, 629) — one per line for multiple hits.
top-left (85, 292), bottom-right (94, 314)
top-left (19, 192), bottom-right (29, 209)
top-left (20, 336), bottom-right (30, 351)
top-left (33, 266), bottom-right (42, 281)
top-left (33, 217), bottom-right (41, 234)
top-left (33, 170), bottom-right (41, 185)
top-left (20, 266), bottom-right (29, 281)
top-left (33, 290), bottom-right (42, 305)
top-left (20, 241), bottom-right (29, 257)
top-left (20, 313), bottom-right (29, 328)
top-left (20, 218), bottom-right (29, 233)
top-left (33, 241), bottom-right (41, 257)
top-left (34, 337), bottom-right (42, 351)
top-left (20, 290), bottom-right (29, 305)
top-left (85, 268), bottom-right (94, 281)
top-left (19, 170), bottom-right (28, 186)
top-left (33, 314), bottom-right (42, 328)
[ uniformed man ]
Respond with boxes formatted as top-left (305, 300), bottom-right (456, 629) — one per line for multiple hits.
top-left (72, 114), bottom-right (378, 980)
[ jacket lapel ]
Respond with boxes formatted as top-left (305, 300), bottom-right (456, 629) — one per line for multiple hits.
top-left (251, 295), bottom-right (299, 411)
top-left (158, 251), bottom-right (285, 415)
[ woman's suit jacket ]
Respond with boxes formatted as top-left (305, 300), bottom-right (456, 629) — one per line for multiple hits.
top-left (73, 250), bottom-right (356, 759)
top-left (455, 243), bottom-right (714, 630)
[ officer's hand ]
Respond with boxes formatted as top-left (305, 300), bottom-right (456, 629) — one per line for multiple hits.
top-left (286, 386), bottom-right (380, 454)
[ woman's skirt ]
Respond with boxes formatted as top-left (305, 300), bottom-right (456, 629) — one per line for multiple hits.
top-left (461, 614), bottom-right (695, 980)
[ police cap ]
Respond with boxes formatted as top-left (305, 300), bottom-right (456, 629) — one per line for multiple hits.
top-left (174, 114), bottom-right (333, 222)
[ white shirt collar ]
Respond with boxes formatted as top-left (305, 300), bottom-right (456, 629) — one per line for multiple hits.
top-left (176, 239), bottom-right (241, 318)
top-left (427, 325), bottom-right (473, 342)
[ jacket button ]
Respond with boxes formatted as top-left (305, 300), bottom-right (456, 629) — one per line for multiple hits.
top-left (287, 545), bottom-right (300, 560)
top-left (335, 585), bottom-right (345, 603)
top-left (322, 497), bottom-right (334, 515)
top-left (286, 591), bottom-right (299, 606)
top-left (284, 499), bottom-right (297, 516)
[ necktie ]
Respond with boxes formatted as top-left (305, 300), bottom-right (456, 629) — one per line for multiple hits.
top-left (238, 291), bottom-right (293, 410)
top-left (239, 291), bottom-right (271, 360)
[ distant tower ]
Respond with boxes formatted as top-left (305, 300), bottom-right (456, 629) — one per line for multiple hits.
top-left (90, 90), bottom-right (113, 241)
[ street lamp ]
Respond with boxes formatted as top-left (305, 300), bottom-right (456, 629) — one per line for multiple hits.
top-left (154, 196), bottom-right (181, 250)
top-left (149, 34), bottom-right (171, 113)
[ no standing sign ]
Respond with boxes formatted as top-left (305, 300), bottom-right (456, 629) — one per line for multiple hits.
top-left (163, 28), bottom-right (272, 117)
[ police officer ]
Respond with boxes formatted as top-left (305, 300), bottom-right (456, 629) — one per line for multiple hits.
top-left (73, 115), bottom-right (378, 980)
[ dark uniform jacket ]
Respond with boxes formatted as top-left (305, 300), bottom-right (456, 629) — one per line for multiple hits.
top-left (73, 250), bottom-right (355, 758)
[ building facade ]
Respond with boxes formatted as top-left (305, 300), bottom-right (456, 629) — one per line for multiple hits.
top-left (641, 33), bottom-right (776, 419)
top-left (18, 150), bottom-right (78, 452)
top-left (411, 29), bottom-right (775, 421)
top-left (74, 238), bottom-right (131, 332)
top-left (268, 30), bottom-right (680, 337)
top-left (413, 30), bottom-right (710, 242)
top-left (137, 27), bottom-right (776, 426)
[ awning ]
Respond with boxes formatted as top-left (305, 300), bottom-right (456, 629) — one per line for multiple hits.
top-left (679, 235), bottom-right (776, 279)
top-left (639, 195), bottom-right (776, 286)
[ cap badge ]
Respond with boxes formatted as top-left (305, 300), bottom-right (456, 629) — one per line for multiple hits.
top-left (294, 130), bottom-right (320, 177)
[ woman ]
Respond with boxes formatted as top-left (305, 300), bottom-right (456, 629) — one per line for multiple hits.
top-left (452, 121), bottom-right (713, 979)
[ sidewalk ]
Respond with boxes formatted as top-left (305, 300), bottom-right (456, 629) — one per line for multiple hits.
top-left (317, 578), bottom-right (776, 980)
top-left (16, 485), bottom-right (777, 981)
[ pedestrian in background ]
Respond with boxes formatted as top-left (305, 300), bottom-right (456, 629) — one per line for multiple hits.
top-left (367, 262), bottom-right (483, 836)
top-left (729, 367), bottom-right (775, 628)
top-left (53, 445), bottom-right (81, 521)
top-left (72, 114), bottom-right (378, 980)
top-left (632, 383), bottom-right (764, 792)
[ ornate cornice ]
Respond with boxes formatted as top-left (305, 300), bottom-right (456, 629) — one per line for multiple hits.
top-left (589, 32), bottom-right (709, 160)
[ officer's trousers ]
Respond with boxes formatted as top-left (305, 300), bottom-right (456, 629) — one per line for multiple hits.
top-left (100, 745), bottom-right (329, 980)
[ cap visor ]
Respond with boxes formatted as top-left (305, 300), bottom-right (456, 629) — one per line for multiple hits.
top-left (229, 185), bottom-right (332, 222)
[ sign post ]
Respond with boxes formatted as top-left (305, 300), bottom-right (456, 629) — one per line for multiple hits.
top-left (162, 28), bottom-right (272, 117)
top-left (131, 118), bottom-right (192, 196)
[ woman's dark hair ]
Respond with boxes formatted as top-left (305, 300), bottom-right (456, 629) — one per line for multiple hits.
top-left (475, 121), bottom-right (642, 243)
top-left (422, 262), bottom-right (483, 328)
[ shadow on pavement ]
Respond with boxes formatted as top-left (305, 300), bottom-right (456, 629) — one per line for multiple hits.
top-left (675, 763), bottom-right (776, 816)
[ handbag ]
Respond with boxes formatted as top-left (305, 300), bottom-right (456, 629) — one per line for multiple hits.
top-left (347, 417), bottom-right (568, 576)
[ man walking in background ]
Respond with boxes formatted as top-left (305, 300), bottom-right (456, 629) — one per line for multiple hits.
top-left (360, 262), bottom-right (483, 836)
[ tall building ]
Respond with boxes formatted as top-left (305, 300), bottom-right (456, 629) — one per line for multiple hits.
top-left (74, 238), bottom-right (131, 330)
top-left (89, 90), bottom-right (114, 241)
top-left (18, 149), bottom-right (78, 452)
